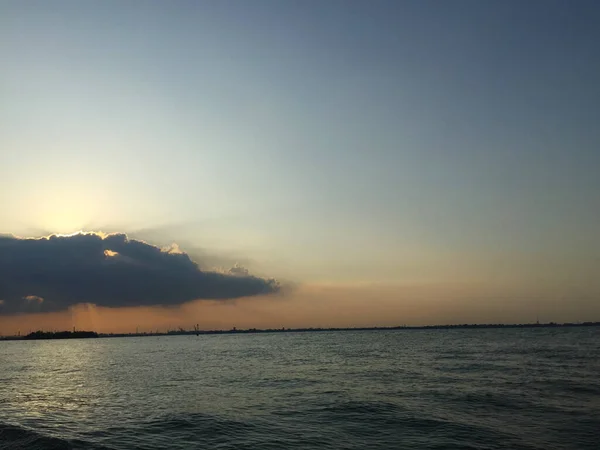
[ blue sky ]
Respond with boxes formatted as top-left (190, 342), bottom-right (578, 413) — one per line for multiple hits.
top-left (1, 0), bottom-right (599, 302)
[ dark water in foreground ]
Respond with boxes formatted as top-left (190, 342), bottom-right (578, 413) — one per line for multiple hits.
top-left (1, 328), bottom-right (599, 449)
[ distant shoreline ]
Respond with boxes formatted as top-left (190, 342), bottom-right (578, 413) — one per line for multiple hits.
top-left (1, 321), bottom-right (598, 341)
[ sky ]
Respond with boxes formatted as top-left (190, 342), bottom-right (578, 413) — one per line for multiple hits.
top-left (1, 0), bottom-right (599, 333)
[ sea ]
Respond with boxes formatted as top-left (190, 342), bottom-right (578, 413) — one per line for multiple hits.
top-left (0, 328), bottom-right (599, 450)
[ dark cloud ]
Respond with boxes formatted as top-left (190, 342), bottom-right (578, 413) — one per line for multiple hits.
top-left (0, 232), bottom-right (279, 315)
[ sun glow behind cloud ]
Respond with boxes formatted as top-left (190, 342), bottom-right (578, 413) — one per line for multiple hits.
top-left (19, 184), bottom-right (113, 235)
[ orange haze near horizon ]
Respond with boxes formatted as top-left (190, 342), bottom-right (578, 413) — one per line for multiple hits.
top-left (0, 283), bottom-right (596, 336)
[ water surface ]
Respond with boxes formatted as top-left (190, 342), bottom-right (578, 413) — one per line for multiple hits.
top-left (1, 328), bottom-right (599, 449)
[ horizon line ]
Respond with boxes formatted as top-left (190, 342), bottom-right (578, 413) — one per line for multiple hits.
top-left (2, 321), bottom-right (599, 340)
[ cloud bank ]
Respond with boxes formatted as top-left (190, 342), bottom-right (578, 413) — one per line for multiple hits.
top-left (0, 232), bottom-right (279, 315)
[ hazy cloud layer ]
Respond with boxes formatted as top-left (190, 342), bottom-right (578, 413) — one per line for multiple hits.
top-left (0, 232), bottom-right (279, 314)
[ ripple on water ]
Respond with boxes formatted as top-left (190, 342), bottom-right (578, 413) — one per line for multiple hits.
top-left (0, 328), bottom-right (599, 450)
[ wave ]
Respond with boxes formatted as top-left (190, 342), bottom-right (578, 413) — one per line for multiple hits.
top-left (0, 422), bottom-right (110, 450)
top-left (300, 399), bottom-right (548, 449)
